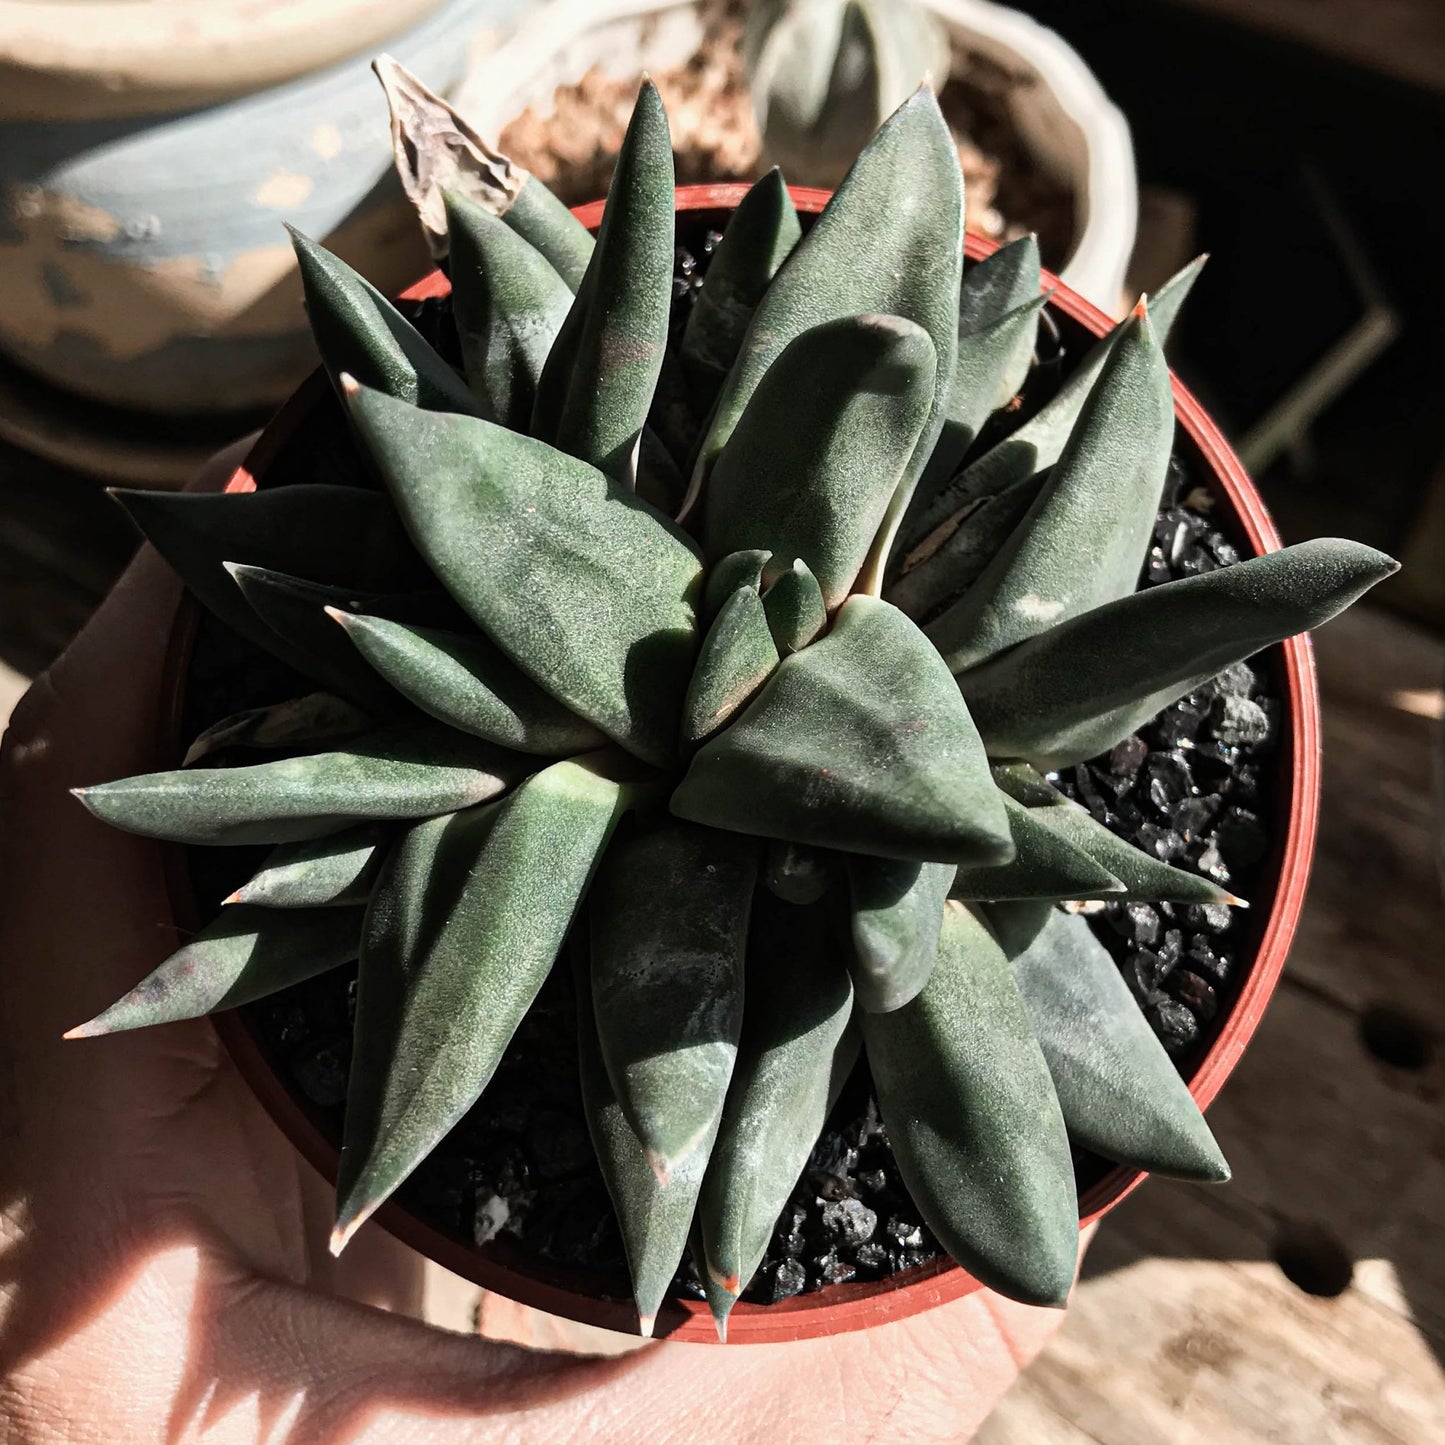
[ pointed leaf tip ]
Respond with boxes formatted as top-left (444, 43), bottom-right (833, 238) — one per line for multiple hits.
top-left (338, 371), bottom-right (360, 395)
top-left (638, 1313), bottom-right (656, 1339)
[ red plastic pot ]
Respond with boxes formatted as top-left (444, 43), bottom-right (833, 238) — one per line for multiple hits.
top-left (168, 184), bottom-right (1319, 1345)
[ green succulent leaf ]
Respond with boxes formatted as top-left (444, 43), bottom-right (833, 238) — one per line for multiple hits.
top-left (226, 823), bottom-right (392, 908)
top-left (886, 467), bottom-right (1044, 622)
top-left (672, 595), bottom-right (1012, 865)
top-left (699, 891), bottom-right (858, 1308)
top-left (927, 307), bottom-right (1175, 672)
top-left (575, 935), bottom-right (704, 1337)
top-left (897, 255), bottom-right (1206, 560)
top-left (331, 611), bottom-right (606, 756)
top-left (862, 901), bottom-right (1078, 1306)
top-left (961, 539), bottom-right (1399, 769)
top-left (702, 549), bottom-right (772, 625)
top-left (704, 313), bottom-right (936, 609)
top-left (443, 190), bottom-right (575, 428)
top-left (76, 722), bottom-right (527, 846)
top-left (991, 903), bottom-right (1229, 1182)
top-left (112, 485), bottom-right (430, 663)
top-left (991, 763), bottom-right (1241, 907)
top-left (914, 236), bottom-right (1045, 499)
top-left (531, 82), bottom-right (674, 484)
top-left (65, 905), bottom-right (362, 1037)
top-left (760, 559), bottom-right (827, 655)
top-left (949, 794), bottom-right (1124, 902)
top-left (589, 817), bottom-right (756, 1177)
top-left (333, 754), bottom-right (632, 1251)
top-left (694, 87), bottom-right (962, 588)
top-left (843, 855), bottom-right (954, 1012)
top-left (182, 692), bottom-right (372, 767)
top-left (225, 563), bottom-right (406, 711)
top-left (763, 839), bottom-right (833, 905)
top-left (680, 169), bottom-right (802, 404)
top-left (681, 583), bottom-right (780, 749)
top-left (290, 227), bottom-right (479, 415)
top-left (502, 178), bottom-right (595, 292)
top-left (344, 383), bottom-right (703, 768)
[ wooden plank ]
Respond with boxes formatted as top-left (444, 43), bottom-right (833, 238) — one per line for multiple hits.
top-left (1165, 0), bottom-right (1445, 96)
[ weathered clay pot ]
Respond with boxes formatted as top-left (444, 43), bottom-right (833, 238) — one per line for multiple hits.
top-left (0, 0), bottom-right (527, 424)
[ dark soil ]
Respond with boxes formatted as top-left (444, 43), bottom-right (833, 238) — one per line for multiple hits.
top-left (180, 218), bottom-right (1276, 1314)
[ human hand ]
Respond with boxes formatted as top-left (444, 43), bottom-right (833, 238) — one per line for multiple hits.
top-left (0, 443), bottom-right (1081, 1444)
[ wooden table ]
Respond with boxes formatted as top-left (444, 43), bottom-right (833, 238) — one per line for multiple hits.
top-left (980, 604), bottom-right (1445, 1442)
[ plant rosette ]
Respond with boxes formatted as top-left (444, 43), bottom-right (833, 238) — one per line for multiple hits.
top-left (65, 77), bottom-right (1395, 1345)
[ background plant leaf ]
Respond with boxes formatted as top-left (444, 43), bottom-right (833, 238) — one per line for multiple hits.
top-left (227, 823), bottom-right (392, 909)
top-left (843, 855), bottom-right (954, 1012)
top-left (681, 583), bottom-right (780, 749)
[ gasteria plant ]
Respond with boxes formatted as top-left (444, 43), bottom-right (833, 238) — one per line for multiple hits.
top-left (68, 74), bottom-right (1394, 1340)
top-left (743, 0), bottom-right (952, 190)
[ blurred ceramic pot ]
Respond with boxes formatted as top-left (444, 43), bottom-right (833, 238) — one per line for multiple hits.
top-left (453, 0), bottom-right (1137, 312)
top-left (0, 0), bottom-right (530, 417)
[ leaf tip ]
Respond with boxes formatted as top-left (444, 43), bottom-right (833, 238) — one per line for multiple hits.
top-left (338, 371), bottom-right (361, 398)
top-left (329, 1213), bottom-right (367, 1257)
top-left (636, 1312), bottom-right (656, 1339)
top-left (62, 1019), bottom-right (102, 1041)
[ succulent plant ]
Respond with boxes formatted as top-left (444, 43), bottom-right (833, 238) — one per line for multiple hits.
top-left (68, 72), bottom-right (1395, 1339)
top-left (744, 0), bottom-right (952, 190)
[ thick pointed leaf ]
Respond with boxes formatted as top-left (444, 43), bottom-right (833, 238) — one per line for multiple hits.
top-left (913, 236), bottom-right (1044, 499)
top-left (344, 383), bottom-right (703, 767)
top-left (227, 824), bottom-right (392, 908)
top-left (887, 467), bottom-right (1045, 621)
top-left (991, 763), bottom-right (1239, 906)
top-left (182, 692), bottom-right (372, 767)
top-left (897, 255), bottom-right (1206, 559)
top-left (444, 190), bottom-right (575, 428)
top-left (862, 901), bottom-right (1077, 1305)
top-left (949, 794), bottom-right (1124, 901)
top-left (502, 178), bottom-right (595, 293)
top-left (333, 756), bottom-right (631, 1250)
top-left (763, 840), bottom-right (833, 905)
top-left (65, 905), bottom-right (361, 1037)
top-left (992, 903), bottom-right (1229, 1181)
top-left (575, 937), bottom-right (705, 1336)
top-left (962, 539), bottom-right (1399, 768)
top-left (843, 855), bottom-right (954, 1012)
top-left (681, 583), bottom-right (779, 748)
top-left (704, 314), bottom-right (936, 609)
top-left (226, 564), bottom-right (406, 711)
top-left (692, 88), bottom-right (962, 586)
top-left (531, 83), bottom-right (674, 484)
top-left (112, 485), bottom-right (430, 663)
top-left (927, 308), bottom-right (1175, 671)
top-left (332, 611), bottom-right (605, 756)
top-left (699, 891), bottom-right (858, 1302)
top-left (290, 227), bottom-right (478, 415)
top-left (590, 817), bottom-right (756, 1175)
top-left (673, 596), bottom-right (1012, 864)
top-left (702, 548), bottom-right (772, 625)
top-left (77, 722), bottom-right (526, 846)
top-left (761, 559), bottom-right (827, 655)
top-left (680, 169), bottom-right (801, 404)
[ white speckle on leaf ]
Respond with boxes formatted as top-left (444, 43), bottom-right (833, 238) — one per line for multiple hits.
top-left (1014, 593), bottom-right (1064, 622)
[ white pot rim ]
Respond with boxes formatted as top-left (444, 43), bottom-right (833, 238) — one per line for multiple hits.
top-left (456, 0), bottom-right (1137, 312)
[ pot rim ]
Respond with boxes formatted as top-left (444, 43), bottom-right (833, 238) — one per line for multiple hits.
top-left (175, 181), bottom-right (1319, 1345)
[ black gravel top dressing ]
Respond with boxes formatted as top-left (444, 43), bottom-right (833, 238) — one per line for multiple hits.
top-left (176, 218), bottom-right (1279, 1314)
